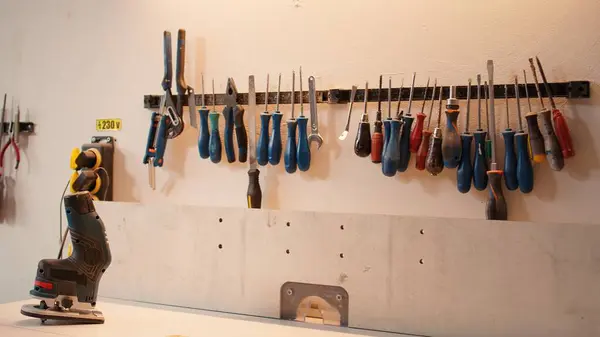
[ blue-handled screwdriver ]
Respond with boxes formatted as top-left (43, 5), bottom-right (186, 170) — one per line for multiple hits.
top-left (198, 73), bottom-right (210, 159)
top-left (208, 79), bottom-right (222, 163)
top-left (256, 74), bottom-right (271, 166)
top-left (457, 79), bottom-right (473, 193)
top-left (284, 70), bottom-right (297, 173)
top-left (268, 74), bottom-right (283, 165)
top-left (502, 85), bottom-right (518, 191)
top-left (296, 67), bottom-right (310, 171)
top-left (398, 72), bottom-right (416, 172)
top-left (514, 75), bottom-right (534, 193)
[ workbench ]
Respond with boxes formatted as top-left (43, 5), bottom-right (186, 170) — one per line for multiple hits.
top-left (0, 298), bottom-right (401, 337)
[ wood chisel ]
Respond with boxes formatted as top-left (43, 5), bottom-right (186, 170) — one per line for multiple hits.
top-left (514, 75), bottom-right (534, 193)
top-left (198, 73), bottom-right (210, 159)
top-left (425, 85), bottom-right (444, 176)
top-left (522, 69), bottom-right (546, 163)
top-left (268, 73), bottom-right (283, 165)
top-left (457, 79), bottom-right (473, 193)
top-left (502, 85), bottom-right (518, 191)
top-left (472, 74), bottom-right (488, 190)
top-left (535, 56), bottom-right (574, 158)
top-left (247, 75), bottom-right (262, 208)
top-left (371, 75), bottom-right (384, 163)
top-left (175, 29), bottom-right (197, 129)
top-left (257, 74), bottom-right (270, 166)
top-left (485, 60), bottom-right (507, 221)
top-left (296, 67), bottom-right (310, 171)
top-left (529, 58), bottom-right (564, 171)
top-left (208, 79), bottom-right (222, 163)
top-left (410, 77), bottom-right (430, 154)
top-left (284, 70), bottom-right (297, 173)
top-left (339, 85), bottom-right (357, 140)
top-left (443, 85), bottom-right (461, 168)
top-left (354, 81), bottom-right (371, 157)
top-left (416, 79), bottom-right (436, 171)
top-left (398, 72), bottom-right (416, 172)
top-left (382, 80), bottom-right (403, 176)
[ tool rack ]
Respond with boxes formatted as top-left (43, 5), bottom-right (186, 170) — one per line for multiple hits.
top-left (144, 80), bottom-right (590, 108)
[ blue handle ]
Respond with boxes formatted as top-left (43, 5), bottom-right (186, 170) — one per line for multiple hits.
top-left (502, 129), bottom-right (518, 191)
top-left (223, 106), bottom-right (235, 163)
top-left (198, 108), bottom-right (210, 159)
top-left (143, 112), bottom-right (159, 165)
top-left (268, 112), bottom-right (283, 165)
top-left (153, 115), bottom-right (169, 167)
top-left (397, 116), bottom-right (414, 172)
top-left (382, 119), bottom-right (401, 176)
top-left (515, 132), bottom-right (534, 193)
top-left (457, 134), bottom-right (473, 193)
top-left (208, 112), bottom-right (221, 163)
top-left (382, 119), bottom-right (391, 164)
top-left (296, 116), bottom-right (310, 172)
top-left (257, 113), bottom-right (271, 166)
top-left (284, 120), bottom-right (297, 173)
top-left (472, 130), bottom-right (488, 191)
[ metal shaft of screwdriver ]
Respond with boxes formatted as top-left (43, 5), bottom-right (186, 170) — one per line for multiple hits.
top-left (484, 81), bottom-right (489, 134)
top-left (505, 85), bottom-right (510, 129)
top-left (388, 77), bottom-right (392, 119)
top-left (529, 59), bottom-right (545, 109)
top-left (276, 73), bottom-right (281, 112)
top-left (291, 71), bottom-right (295, 118)
top-left (201, 73), bottom-right (206, 107)
top-left (421, 77), bottom-right (430, 114)
top-left (515, 76), bottom-right (523, 131)
top-left (523, 70), bottom-right (532, 112)
top-left (427, 79), bottom-right (437, 130)
top-left (466, 79), bottom-right (471, 132)
top-left (477, 75), bottom-right (482, 129)
top-left (436, 86), bottom-right (443, 128)
top-left (395, 79), bottom-right (404, 117)
top-left (212, 79), bottom-right (216, 111)
top-left (299, 67), bottom-right (304, 116)
top-left (265, 74), bottom-right (270, 111)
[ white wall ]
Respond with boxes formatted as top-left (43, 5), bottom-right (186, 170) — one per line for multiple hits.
top-left (0, 0), bottom-right (599, 303)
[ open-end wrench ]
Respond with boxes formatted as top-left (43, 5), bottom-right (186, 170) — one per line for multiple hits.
top-left (308, 76), bottom-right (323, 149)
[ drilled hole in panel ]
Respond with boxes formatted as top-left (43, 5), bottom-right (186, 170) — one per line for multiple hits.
top-left (339, 253), bottom-right (344, 258)
top-left (218, 244), bottom-right (223, 249)
top-left (218, 218), bottom-right (223, 223)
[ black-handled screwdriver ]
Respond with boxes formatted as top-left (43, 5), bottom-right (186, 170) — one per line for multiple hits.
top-left (354, 81), bottom-right (371, 157)
top-left (425, 84), bottom-right (444, 176)
top-left (523, 69), bottom-right (546, 164)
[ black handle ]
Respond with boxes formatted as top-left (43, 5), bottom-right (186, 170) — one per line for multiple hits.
top-left (485, 171), bottom-right (508, 220)
top-left (247, 168), bottom-right (262, 209)
top-left (234, 106), bottom-right (248, 163)
top-left (161, 31), bottom-right (172, 91)
top-left (354, 122), bottom-right (371, 157)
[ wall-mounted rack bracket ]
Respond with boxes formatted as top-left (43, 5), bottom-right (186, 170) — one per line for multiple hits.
top-left (143, 80), bottom-right (590, 108)
top-left (2, 122), bottom-right (34, 133)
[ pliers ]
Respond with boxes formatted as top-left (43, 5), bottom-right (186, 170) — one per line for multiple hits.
top-left (0, 105), bottom-right (21, 174)
top-left (222, 78), bottom-right (247, 163)
top-left (175, 29), bottom-right (197, 129)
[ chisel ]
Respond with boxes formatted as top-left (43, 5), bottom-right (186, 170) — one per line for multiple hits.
top-left (198, 73), bottom-right (210, 159)
top-left (443, 85), bottom-right (461, 168)
top-left (536, 56), bottom-right (574, 158)
top-left (256, 74), bottom-right (270, 166)
top-left (485, 60), bottom-right (507, 221)
top-left (416, 79), bottom-right (436, 171)
top-left (247, 75), bottom-right (262, 208)
top-left (382, 77), bottom-right (392, 165)
top-left (382, 80), bottom-right (403, 176)
top-left (398, 72), bottom-right (416, 172)
top-left (296, 67), bottom-right (310, 171)
top-left (268, 73), bottom-right (283, 165)
top-left (371, 75), bottom-right (384, 163)
top-left (208, 79), bottom-right (222, 163)
top-left (529, 58), bottom-right (564, 171)
top-left (514, 75), bottom-right (534, 193)
top-left (354, 81), bottom-right (371, 157)
top-left (457, 79), bottom-right (473, 193)
top-left (502, 84), bottom-right (518, 191)
top-left (523, 69), bottom-right (546, 163)
top-left (472, 74), bottom-right (488, 191)
top-left (284, 71), bottom-right (297, 173)
top-left (411, 77), bottom-right (430, 154)
top-left (425, 85), bottom-right (444, 176)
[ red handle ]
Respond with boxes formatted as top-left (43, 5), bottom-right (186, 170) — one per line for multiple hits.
top-left (552, 109), bottom-right (574, 158)
top-left (371, 132), bottom-right (383, 163)
top-left (410, 113), bottom-right (426, 153)
top-left (415, 130), bottom-right (432, 170)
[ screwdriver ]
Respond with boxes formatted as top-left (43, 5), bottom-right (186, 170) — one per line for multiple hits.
top-left (484, 81), bottom-right (492, 160)
top-left (529, 58), bottom-right (564, 171)
top-left (472, 75), bottom-right (488, 191)
top-left (284, 70), bottom-right (297, 173)
top-left (398, 72), bottom-right (416, 172)
top-left (416, 79), bottom-right (436, 171)
top-left (382, 79), bottom-right (403, 176)
top-left (257, 74), bottom-right (271, 166)
top-left (411, 77), bottom-right (430, 155)
top-left (536, 56), bottom-right (575, 158)
top-left (382, 77), bottom-right (392, 166)
top-left (425, 85), bottom-right (444, 176)
top-left (514, 75), bottom-right (534, 193)
top-left (371, 75), bottom-right (384, 163)
top-left (268, 73), bottom-right (283, 165)
top-left (523, 70), bottom-right (546, 163)
top-left (247, 75), bottom-right (262, 208)
top-left (457, 79), bottom-right (473, 193)
top-left (502, 84), bottom-right (518, 191)
top-left (485, 60), bottom-right (507, 221)
top-left (443, 85), bottom-right (461, 168)
top-left (296, 67), bottom-right (310, 171)
top-left (208, 79), bottom-right (222, 163)
top-left (198, 73), bottom-right (210, 159)
top-left (354, 81), bottom-right (371, 157)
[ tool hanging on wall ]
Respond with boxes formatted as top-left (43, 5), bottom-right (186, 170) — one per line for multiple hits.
top-left (472, 75), bottom-right (488, 191)
top-left (247, 76), bottom-right (262, 208)
top-left (514, 75), bottom-right (534, 193)
top-left (308, 76), bottom-right (323, 151)
top-left (485, 60), bottom-right (507, 221)
top-left (371, 75), bottom-right (384, 163)
top-left (269, 73), bottom-right (283, 165)
top-left (382, 79), bottom-right (404, 176)
top-left (535, 56), bottom-right (574, 158)
top-left (339, 86), bottom-right (357, 141)
top-left (529, 58), bottom-right (564, 171)
top-left (297, 67), bottom-right (310, 171)
top-left (284, 70), bottom-right (298, 173)
top-left (198, 74), bottom-right (210, 159)
top-left (382, 77), bottom-right (393, 165)
top-left (69, 137), bottom-right (114, 201)
top-left (523, 70), bottom-right (545, 164)
top-left (354, 81), bottom-right (371, 157)
top-left (175, 29), bottom-right (197, 129)
top-left (502, 85), bottom-right (518, 191)
top-left (484, 81), bottom-right (492, 160)
top-left (457, 79), bottom-right (473, 193)
top-left (209, 79), bottom-right (222, 163)
top-left (0, 102), bottom-right (20, 177)
top-left (398, 73), bottom-right (416, 172)
top-left (443, 85), bottom-right (461, 168)
top-left (425, 85), bottom-right (444, 176)
top-left (410, 77), bottom-right (430, 154)
top-left (416, 79), bottom-right (436, 171)
top-left (223, 78), bottom-right (248, 163)
top-left (257, 74), bottom-right (271, 166)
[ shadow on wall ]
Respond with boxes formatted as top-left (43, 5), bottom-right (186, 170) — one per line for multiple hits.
top-left (113, 144), bottom-right (139, 203)
top-left (0, 177), bottom-right (17, 225)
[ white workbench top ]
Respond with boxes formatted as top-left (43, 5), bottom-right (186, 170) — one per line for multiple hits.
top-left (0, 299), bottom-right (401, 337)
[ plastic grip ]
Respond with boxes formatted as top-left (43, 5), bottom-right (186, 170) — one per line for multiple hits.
top-left (425, 135), bottom-right (443, 176)
top-left (284, 120), bottom-right (297, 174)
top-left (247, 168), bottom-right (262, 209)
top-left (198, 108), bottom-right (210, 159)
top-left (143, 112), bottom-right (158, 165)
top-left (268, 112), bottom-right (283, 165)
top-left (257, 113), bottom-right (270, 166)
top-left (485, 171), bottom-right (508, 221)
top-left (410, 113), bottom-right (426, 153)
top-left (457, 134), bottom-right (473, 193)
top-left (223, 107), bottom-right (235, 163)
top-left (382, 119), bottom-right (391, 161)
top-left (371, 131), bottom-right (383, 163)
top-left (442, 110), bottom-right (461, 168)
top-left (234, 107), bottom-right (247, 163)
top-left (296, 116), bottom-right (310, 171)
top-left (552, 109), bottom-right (575, 158)
top-left (472, 131), bottom-right (488, 191)
top-left (397, 116), bottom-right (414, 172)
top-left (538, 109), bottom-right (564, 171)
top-left (525, 113), bottom-right (545, 163)
top-left (502, 130), bottom-right (518, 191)
top-left (354, 122), bottom-right (371, 157)
top-left (208, 112), bottom-right (222, 163)
top-left (415, 130), bottom-right (431, 171)
top-left (154, 115), bottom-right (169, 167)
top-left (382, 119), bottom-right (401, 177)
top-left (515, 132), bottom-right (533, 193)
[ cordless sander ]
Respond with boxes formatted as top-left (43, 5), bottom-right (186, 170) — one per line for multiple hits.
top-left (21, 191), bottom-right (112, 324)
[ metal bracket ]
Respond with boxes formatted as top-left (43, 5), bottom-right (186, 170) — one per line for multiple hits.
top-left (280, 281), bottom-right (349, 327)
top-left (2, 122), bottom-right (34, 133)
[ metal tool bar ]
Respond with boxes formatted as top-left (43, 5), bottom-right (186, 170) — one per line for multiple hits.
top-left (144, 80), bottom-right (590, 108)
top-left (2, 122), bottom-right (34, 133)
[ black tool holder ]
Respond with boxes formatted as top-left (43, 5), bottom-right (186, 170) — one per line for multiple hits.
top-left (144, 81), bottom-right (590, 108)
top-left (2, 122), bottom-right (34, 133)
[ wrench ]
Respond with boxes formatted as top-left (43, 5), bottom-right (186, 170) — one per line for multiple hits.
top-left (308, 76), bottom-right (323, 149)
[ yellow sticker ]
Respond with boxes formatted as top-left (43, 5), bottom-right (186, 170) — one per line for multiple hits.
top-left (96, 118), bottom-right (122, 131)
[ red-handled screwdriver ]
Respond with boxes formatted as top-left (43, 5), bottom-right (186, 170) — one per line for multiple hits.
top-left (410, 77), bottom-right (430, 153)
